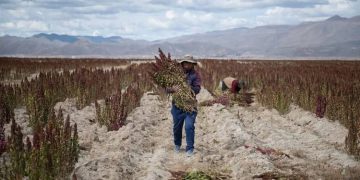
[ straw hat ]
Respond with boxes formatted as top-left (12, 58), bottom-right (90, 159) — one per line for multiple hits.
top-left (178, 55), bottom-right (197, 64)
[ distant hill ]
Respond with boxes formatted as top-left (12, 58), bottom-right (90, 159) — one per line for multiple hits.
top-left (33, 33), bottom-right (124, 43)
top-left (0, 15), bottom-right (359, 58)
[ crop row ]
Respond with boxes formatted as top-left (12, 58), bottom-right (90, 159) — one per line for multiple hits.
top-left (198, 59), bottom-right (360, 158)
top-left (0, 58), bottom-right (154, 178)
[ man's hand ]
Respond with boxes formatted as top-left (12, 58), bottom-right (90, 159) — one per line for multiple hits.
top-left (166, 85), bottom-right (180, 93)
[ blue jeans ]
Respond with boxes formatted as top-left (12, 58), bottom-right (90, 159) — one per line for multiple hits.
top-left (171, 104), bottom-right (197, 152)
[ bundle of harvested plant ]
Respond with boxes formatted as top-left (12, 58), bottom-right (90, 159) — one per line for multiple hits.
top-left (152, 49), bottom-right (197, 112)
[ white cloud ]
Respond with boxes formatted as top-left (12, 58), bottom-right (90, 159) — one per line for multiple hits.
top-left (71, 5), bottom-right (110, 14)
top-left (171, 0), bottom-right (330, 11)
top-left (63, 20), bottom-right (81, 28)
top-left (255, 0), bottom-right (360, 25)
top-left (165, 10), bottom-right (176, 19)
top-left (315, 0), bottom-right (355, 15)
top-left (8, 9), bottom-right (28, 18)
top-left (219, 17), bottom-right (248, 29)
top-left (182, 11), bottom-right (213, 23)
top-left (92, 30), bottom-right (99, 36)
top-left (16, 20), bottom-right (49, 31)
top-left (0, 22), bottom-right (15, 28)
top-left (148, 17), bottom-right (170, 29)
top-left (0, 0), bottom-right (359, 39)
top-left (177, 0), bottom-right (194, 6)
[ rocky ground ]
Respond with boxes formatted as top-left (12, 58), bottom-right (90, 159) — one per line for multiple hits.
top-left (7, 88), bottom-right (360, 179)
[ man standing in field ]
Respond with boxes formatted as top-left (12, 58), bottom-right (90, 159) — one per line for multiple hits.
top-left (166, 55), bottom-right (201, 157)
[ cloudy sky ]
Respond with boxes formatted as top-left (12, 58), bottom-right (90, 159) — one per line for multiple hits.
top-left (0, 0), bottom-right (359, 40)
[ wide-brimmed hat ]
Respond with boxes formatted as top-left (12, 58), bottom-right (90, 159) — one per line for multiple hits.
top-left (178, 55), bottom-right (197, 64)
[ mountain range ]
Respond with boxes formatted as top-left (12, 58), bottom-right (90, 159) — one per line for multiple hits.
top-left (0, 15), bottom-right (359, 58)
